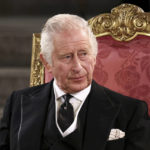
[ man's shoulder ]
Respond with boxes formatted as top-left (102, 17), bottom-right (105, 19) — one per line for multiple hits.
top-left (92, 81), bottom-right (148, 118)
top-left (13, 81), bottom-right (53, 97)
top-left (92, 80), bottom-right (147, 109)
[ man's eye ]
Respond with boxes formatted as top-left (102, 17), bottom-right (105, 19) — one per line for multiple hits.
top-left (82, 52), bottom-right (87, 56)
top-left (79, 52), bottom-right (87, 57)
top-left (65, 55), bottom-right (71, 59)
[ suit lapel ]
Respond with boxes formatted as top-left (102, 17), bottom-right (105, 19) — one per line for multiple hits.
top-left (18, 82), bottom-right (54, 150)
top-left (83, 81), bottom-right (121, 150)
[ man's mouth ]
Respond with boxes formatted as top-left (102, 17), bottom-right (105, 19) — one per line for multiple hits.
top-left (70, 75), bottom-right (86, 81)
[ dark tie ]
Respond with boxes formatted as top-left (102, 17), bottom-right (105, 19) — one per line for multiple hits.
top-left (58, 94), bottom-right (74, 132)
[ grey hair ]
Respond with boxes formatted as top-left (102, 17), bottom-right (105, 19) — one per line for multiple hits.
top-left (40, 14), bottom-right (98, 65)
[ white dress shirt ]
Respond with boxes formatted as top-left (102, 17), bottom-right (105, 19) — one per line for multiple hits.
top-left (53, 79), bottom-right (91, 137)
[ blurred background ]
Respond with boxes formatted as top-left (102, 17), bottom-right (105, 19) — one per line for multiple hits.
top-left (0, 0), bottom-right (150, 117)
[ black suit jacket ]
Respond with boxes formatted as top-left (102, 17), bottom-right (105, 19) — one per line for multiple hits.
top-left (0, 80), bottom-right (150, 150)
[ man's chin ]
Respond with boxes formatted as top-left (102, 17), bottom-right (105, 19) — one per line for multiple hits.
top-left (67, 84), bottom-right (89, 93)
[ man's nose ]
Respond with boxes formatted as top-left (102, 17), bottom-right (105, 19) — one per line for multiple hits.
top-left (72, 56), bottom-right (82, 73)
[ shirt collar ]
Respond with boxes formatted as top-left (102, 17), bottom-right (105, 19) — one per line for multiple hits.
top-left (53, 79), bottom-right (91, 102)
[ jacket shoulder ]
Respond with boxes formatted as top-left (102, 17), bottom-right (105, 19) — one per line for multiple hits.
top-left (12, 82), bottom-right (52, 97)
top-left (93, 81), bottom-right (148, 115)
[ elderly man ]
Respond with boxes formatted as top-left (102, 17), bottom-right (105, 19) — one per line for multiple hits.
top-left (0, 14), bottom-right (150, 150)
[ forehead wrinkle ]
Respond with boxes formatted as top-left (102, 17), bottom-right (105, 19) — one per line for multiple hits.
top-left (55, 40), bottom-right (90, 52)
top-left (53, 30), bottom-right (92, 54)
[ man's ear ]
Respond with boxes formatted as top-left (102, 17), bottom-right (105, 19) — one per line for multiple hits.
top-left (40, 53), bottom-right (52, 73)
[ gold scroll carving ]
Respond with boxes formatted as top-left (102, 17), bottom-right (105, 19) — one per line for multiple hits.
top-left (88, 3), bottom-right (150, 41)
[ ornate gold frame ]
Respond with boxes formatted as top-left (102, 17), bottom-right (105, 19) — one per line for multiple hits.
top-left (88, 3), bottom-right (150, 41)
top-left (30, 3), bottom-right (150, 86)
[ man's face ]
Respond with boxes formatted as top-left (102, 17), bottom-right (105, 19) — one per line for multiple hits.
top-left (47, 29), bottom-right (96, 93)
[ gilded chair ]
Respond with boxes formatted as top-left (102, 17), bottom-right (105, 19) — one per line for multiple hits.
top-left (30, 3), bottom-right (150, 113)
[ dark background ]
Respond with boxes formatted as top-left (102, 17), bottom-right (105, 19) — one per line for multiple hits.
top-left (0, 0), bottom-right (150, 116)
top-left (0, 0), bottom-right (150, 17)
top-left (0, 0), bottom-right (150, 18)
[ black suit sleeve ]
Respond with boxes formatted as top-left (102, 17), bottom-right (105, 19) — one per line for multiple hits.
top-left (125, 101), bottom-right (150, 150)
top-left (0, 92), bottom-right (15, 150)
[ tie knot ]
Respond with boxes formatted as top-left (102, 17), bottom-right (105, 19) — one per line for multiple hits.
top-left (63, 94), bottom-right (73, 102)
